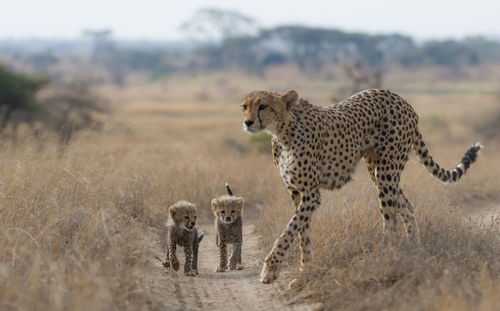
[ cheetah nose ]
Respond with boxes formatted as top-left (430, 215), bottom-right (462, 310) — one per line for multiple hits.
top-left (244, 120), bottom-right (254, 127)
top-left (225, 216), bottom-right (231, 221)
top-left (191, 222), bottom-right (195, 226)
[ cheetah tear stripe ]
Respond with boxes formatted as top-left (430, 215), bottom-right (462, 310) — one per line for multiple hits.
top-left (413, 130), bottom-right (482, 184)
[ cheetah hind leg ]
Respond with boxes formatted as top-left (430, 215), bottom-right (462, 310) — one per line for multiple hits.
top-left (399, 190), bottom-right (421, 245)
top-left (298, 226), bottom-right (312, 271)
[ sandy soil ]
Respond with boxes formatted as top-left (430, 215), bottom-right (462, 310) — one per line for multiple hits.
top-left (144, 222), bottom-right (316, 311)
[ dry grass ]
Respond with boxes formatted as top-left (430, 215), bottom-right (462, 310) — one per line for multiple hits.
top-left (0, 130), bottom-right (278, 310)
top-left (257, 138), bottom-right (500, 311)
top-left (0, 66), bottom-right (499, 310)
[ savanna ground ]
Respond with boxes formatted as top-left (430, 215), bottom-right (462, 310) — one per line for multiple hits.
top-left (0, 65), bottom-right (499, 310)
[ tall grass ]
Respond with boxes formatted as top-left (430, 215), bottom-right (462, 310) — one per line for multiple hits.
top-left (0, 131), bottom-right (278, 310)
top-left (0, 68), bottom-right (498, 310)
top-left (257, 144), bottom-right (500, 311)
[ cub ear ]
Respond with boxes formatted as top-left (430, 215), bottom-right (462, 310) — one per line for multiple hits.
top-left (281, 90), bottom-right (298, 108)
top-left (168, 205), bottom-right (176, 217)
top-left (235, 197), bottom-right (244, 208)
top-left (211, 198), bottom-right (219, 210)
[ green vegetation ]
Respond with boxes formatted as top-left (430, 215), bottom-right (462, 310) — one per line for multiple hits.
top-left (0, 65), bottom-right (47, 130)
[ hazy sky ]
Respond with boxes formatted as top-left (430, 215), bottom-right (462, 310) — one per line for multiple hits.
top-left (1, 0), bottom-right (498, 40)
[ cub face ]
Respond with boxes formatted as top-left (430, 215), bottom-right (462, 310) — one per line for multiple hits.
top-left (169, 201), bottom-right (197, 231)
top-left (211, 196), bottom-right (244, 225)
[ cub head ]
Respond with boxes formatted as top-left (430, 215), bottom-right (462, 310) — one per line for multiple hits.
top-left (211, 195), bottom-right (244, 225)
top-left (169, 201), bottom-right (197, 231)
top-left (241, 90), bottom-right (298, 134)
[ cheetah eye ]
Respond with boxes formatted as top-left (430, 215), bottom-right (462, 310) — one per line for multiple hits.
top-left (241, 104), bottom-right (247, 111)
top-left (184, 216), bottom-right (189, 219)
top-left (194, 216), bottom-right (197, 219)
top-left (221, 210), bottom-right (225, 214)
top-left (231, 210), bottom-right (235, 214)
top-left (259, 104), bottom-right (268, 111)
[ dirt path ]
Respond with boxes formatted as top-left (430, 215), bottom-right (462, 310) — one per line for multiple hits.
top-left (144, 222), bottom-right (312, 311)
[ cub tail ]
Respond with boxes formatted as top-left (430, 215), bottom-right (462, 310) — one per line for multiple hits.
top-left (197, 230), bottom-right (205, 244)
top-left (225, 182), bottom-right (234, 196)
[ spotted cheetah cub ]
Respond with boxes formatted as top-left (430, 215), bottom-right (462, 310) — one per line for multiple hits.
top-left (162, 201), bottom-right (204, 277)
top-left (211, 183), bottom-right (244, 272)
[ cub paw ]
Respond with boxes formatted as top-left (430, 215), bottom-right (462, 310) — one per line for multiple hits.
top-left (170, 259), bottom-right (180, 271)
top-left (184, 270), bottom-right (197, 277)
top-left (228, 261), bottom-right (237, 271)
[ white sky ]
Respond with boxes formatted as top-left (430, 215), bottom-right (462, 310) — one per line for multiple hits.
top-left (0, 0), bottom-right (498, 40)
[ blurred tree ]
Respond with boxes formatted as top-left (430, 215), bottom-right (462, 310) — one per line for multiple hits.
top-left (397, 39), bottom-right (480, 68)
top-left (0, 65), bottom-right (107, 146)
top-left (25, 51), bottom-right (59, 73)
top-left (40, 82), bottom-right (107, 146)
top-left (83, 29), bottom-right (125, 85)
top-left (421, 40), bottom-right (479, 67)
top-left (0, 65), bottom-right (47, 132)
top-left (114, 50), bottom-right (175, 79)
top-left (343, 61), bottom-right (383, 94)
top-left (180, 8), bottom-right (258, 42)
top-left (83, 29), bottom-right (115, 59)
top-left (260, 26), bottom-right (408, 72)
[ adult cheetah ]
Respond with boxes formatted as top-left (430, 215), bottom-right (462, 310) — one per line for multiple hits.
top-left (241, 89), bottom-right (482, 284)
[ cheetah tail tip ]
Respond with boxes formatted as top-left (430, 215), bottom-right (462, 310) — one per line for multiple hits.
top-left (461, 142), bottom-right (483, 170)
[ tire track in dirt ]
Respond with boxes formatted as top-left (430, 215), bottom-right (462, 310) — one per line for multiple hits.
top-left (144, 222), bottom-right (312, 311)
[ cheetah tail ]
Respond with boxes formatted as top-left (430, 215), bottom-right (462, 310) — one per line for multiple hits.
top-left (225, 182), bottom-right (234, 196)
top-left (197, 230), bottom-right (205, 244)
top-left (413, 129), bottom-right (483, 184)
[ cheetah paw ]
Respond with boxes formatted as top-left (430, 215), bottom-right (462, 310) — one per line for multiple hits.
top-left (216, 265), bottom-right (226, 272)
top-left (162, 260), bottom-right (170, 268)
top-left (236, 264), bottom-right (244, 270)
top-left (260, 261), bottom-right (280, 284)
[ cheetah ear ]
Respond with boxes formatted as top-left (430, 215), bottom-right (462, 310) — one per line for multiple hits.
top-left (235, 197), bottom-right (244, 209)
top-left (281, 90), bottom-right (298, 109)
top-left (211, 198), bottom-right (219, 210)
top-left (168, 205), bottom-right (176, 217)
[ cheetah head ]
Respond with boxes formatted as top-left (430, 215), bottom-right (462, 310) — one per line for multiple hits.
top-left (241, 90), bottom-right (298, 134)
top-left (169, 201), bottom-right (197, 231)
top-left (211, 195), bottom-right (244, 225)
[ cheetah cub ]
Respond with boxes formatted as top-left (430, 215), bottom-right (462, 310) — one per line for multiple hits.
top-left (162, 201), bottom-right (204, 277)
top-left (211, 183), bottom-right (244, 272)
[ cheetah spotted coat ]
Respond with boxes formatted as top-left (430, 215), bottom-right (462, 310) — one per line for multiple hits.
top-left (241, 89), bottom-right (482, 284)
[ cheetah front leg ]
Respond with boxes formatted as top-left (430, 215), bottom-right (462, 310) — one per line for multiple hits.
top-left (192, 237), bottom-right (200, 275)
top-left (184, 245), bottom-right (196, 277)
top-left (261, 189), bottom-right (320, 284)
top-left (168, 241), bottom-right (180, 271)
top-left (162, 244), bottom-right (170, 268)
top-left (216, 242), bottom-right (227, 272)
top-left (229, 233), bottom-right (243, 270)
